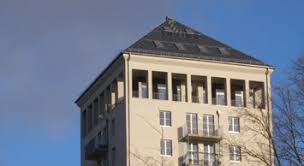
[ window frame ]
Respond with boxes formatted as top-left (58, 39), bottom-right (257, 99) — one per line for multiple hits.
top-left (228, 117), bottom-right (240, 133)
top-left (160, 111), bottom-right (172, 127)
top-left (229, 145), bottom-right (241, 162)
top-left (160, 139), bottom-right (172, 157)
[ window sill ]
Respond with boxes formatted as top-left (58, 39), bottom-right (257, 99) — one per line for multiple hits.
top-left (160, 155), bottom-right (172, 158)
top-left (228, 131), bottom-right (240, 134)
top-left (230, 160), bottom-right (241, 163)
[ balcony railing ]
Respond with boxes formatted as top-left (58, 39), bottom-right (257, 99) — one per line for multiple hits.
top-left (212, 98), bottom-right (226, 106)
top-left (173, 94), bottom-right (186, 102)
top-left (248, 100), bottom-right (265, 109)
top-left (178, 124), bottom-right (222, 143)
top-left (192, 96), bottom-right (207, 104)
top-left (132, 91), bottom-right (148, 98)
top-left (184, 152), bottom-right (221, 166)
top-left (132, 91), bottom-right (139, 97)
top-left (153, 92), bottom-right (168, 100)
top-left (231, 99), bottom-right (244, 107)
top-left (85, 133), bottom-right (108, 160)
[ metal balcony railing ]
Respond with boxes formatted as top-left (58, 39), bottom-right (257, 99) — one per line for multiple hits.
top-left (184, 152), bottom-right (221, 166)
top-left (212, 98), bottom-right (226, 105)
top-left (132, 90), bottom-right (148, 98)
top-left (248, 99), bottom-right (265, 109)
top-left (153, 92), bottom-right (168, 100)
top-left (231, 99), bottom-right (244, 107)
top-left (173, 94), bottom-right (186, 102)
top-left (192, 96), bottom-right (207, 104)
top-left (85, 133), bottom-right (108, 160)
top-left (132, 91), bottom-right (139, 97)
top-left (179, 124), bottom-right (222, 143)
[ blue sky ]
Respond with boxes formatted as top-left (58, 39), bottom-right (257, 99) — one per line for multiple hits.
top-left (0, 0), bottom-right (303, 166)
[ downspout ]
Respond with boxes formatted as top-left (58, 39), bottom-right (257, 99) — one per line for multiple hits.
top-left (125, 53), bottom-right (131, 166)
top-left (265, 68), bottom-right (272, 165)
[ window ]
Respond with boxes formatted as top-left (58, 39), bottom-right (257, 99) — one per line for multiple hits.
top-left (111, 119), bottom-right (115, 136)
top-left (204, 144), bottom-right (215, 164)
top-left (216, 89), bottom-right (225, 105)
top-left (157, 83), bottom-right (167, 100)
top-left (229, 117), bottom-right (240, 133)
top-left (188, 143), bottom-right (198, 164)
top-left (160, 111), bottom-right (171, 127)
top-left (160, 139), bottom-right (172, 156)
top-left (88, 105), bottom-right (93, 131)
top-left (203, 115), bottom-right (215, 136)
top-left (111, 147), bottom-right (116, 166)
top-left (230, 146), bottom-right (241, 162)
top-left (186, 113), bottom-right (198, 134)
top-left (234, 91), bottom-right (244, 107)
top-left (141, 82), bottom-right (148, 98)
top-left (93, 98), bottom-right (99, 125)
top-left (82, 110), bottom-right (87, 137)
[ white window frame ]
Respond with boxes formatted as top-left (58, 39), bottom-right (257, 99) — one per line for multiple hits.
top-left (160, 139), bottom-right (172, 157)
top-left (160, 111), bottom-right (172, 127)
top-left (230, 146), bottom-right (241, 162)
top-left (204, 144), bottom-right (215, 163)
top-left (186, 113), bottom-right (198, 134)
top-left (228, 117), bottom-right (240, 133)
top-left (203, 115), bottom-right (215, 136)
top-left (188, 143), bottom-right (198, 164)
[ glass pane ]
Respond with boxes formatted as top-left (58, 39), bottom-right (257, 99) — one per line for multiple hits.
top-left (209, 116), bottom-right (215, 135)
top-left (166, 112), bottom-right (171, 126)
top-left (160, 140), bottom-right (165, 155)
top-left (228, 117), bottom-right (233, 131)
top-left (158, 84), bottom-right (167, 100)
top-left (203, 115), bottom-right (208, 135)
top-left (166, 140), bottom-right (172, 155)
top-left (234, 118), bottom-right (239, 132)
top-left (160, 112), bottom-right (164, 126)
top-left (141, 83), bottom-right (148, 98)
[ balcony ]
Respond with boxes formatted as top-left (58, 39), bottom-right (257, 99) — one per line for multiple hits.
top-left (231, 99), bottom-right (244, 107)
top-left (212, 98), bottom-right (226, 106)
top-left (153, 92), bottom-right (168, 100)
top-left (85, 133), bottom-right (108, 161)
top-left (178, 124), bottom-right (222, 143)
top-left (183, 152), bottom-right (221, 166)
top-left (173, 94), bottom-right (186, 102)
top-left (192, 95), bottom-right (207, 104)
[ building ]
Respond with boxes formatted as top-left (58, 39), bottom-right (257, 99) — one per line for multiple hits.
top-left (75, 17), bottom-right (274, 166)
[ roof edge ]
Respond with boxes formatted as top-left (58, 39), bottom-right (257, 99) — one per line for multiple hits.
top-left (123, 50), bottom-right (274, 69)
top-left (75, 53), bottom-right (123, 105)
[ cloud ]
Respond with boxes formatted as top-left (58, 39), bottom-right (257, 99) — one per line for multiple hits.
top-left (0, 0), bottom-right (175, 138)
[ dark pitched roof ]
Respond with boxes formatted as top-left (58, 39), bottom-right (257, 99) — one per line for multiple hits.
top-left (125, 17), bottom-right (271, 67)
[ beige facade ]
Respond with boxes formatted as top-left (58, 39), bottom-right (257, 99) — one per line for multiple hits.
top-left (76, 52), bottom-right (273, 166)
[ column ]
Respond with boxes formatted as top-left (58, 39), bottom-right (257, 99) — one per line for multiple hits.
top-left (117, 76), bottom-right (124, 102)
top-left (245, 80), bottom-right (250, 108)
top-left (207, 76), bottom-right (212, 104)
top-left (226, 78), bottom-right (231, 106)
top-left (187, 74), bottom-right (192, 103)
top-left (148, 70), bottom-right (153, 99)
top-left (167, 72), bottom-right (172, 101)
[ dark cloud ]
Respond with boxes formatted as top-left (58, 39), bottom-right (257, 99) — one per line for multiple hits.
top-left (0, 0), bottom-right (174, 137)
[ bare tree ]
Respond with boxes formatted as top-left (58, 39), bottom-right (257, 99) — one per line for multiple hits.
top-left (225, 104), bottom-right (279, 166)
top-left (272, 55), bottom-right (304, 166)
top-left (130, 107), bottom-right (175, 166)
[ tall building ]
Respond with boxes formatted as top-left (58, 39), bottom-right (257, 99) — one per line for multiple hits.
top-left (75, 17), bottom-right (273, 166)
